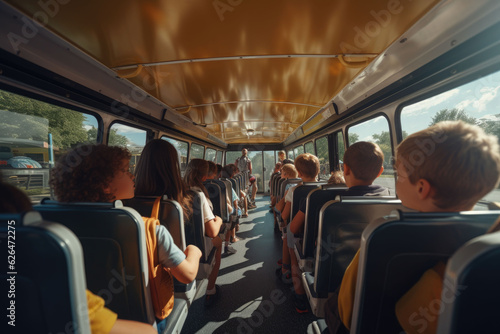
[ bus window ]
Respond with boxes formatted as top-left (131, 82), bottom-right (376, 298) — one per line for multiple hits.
top-left (400, 69), bottom-right (500, 202)
top-left (304, 142), bottom-right (315, 155)
top-left (108, 123), bottom-right (146, 174)
top-left (226, 151), bottom-right (240, 166)
top-left (287, 150), bottom-right (294, 161)
top-left (263, 151), bottom-right (276, 193)
top-left (215, 150), bottom-right (223, 165)
top-left (294, 145), bottom-right (304, 158)
top-left (162, 137), bottom-right (189, 172)
top-left (347, 115), bottom-right (395, 194)
top-left (205, 148), bottom-right (216, 162)
top-left (315, 136), bottom-right (330, 181)
top-left (190, 143), bottom-right (205, 161)
top-left (0, 89), bottom-right (98, 200)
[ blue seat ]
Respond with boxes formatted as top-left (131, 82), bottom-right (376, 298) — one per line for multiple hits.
top-left (0, 212), bottom-right (91, 334)
top-left (351, 210), bottom-right (500, 334)
top-left (437, 230), bottom-right (500, 334)
top-left (302, 197), bottom-right (407, 317)
top-left (35, 200), bottom-right (155, 325)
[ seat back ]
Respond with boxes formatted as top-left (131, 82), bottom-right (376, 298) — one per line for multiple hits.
top-left (278, 178), bottom-right (301, 202)
top-left (271, 173), bottom-right (281, 197)
top-left (0, 212), bottom-right (91, 334)
top-left (315, 197), bottom-right (406, 296)
top-left (204, 181), bottom-right (228, 222)
top-left (302, 187), bottom-right (349, 260)
top-left (123, 196), bottom-right (187, 250)
top-left (35, 200), bottom-right (155, 324)
top-left (290, 182), bottom-right (326, 224)
top-left (220, 179), bottom-right (236, 215)
top-left (437, 230), bottom-right (500, 334)
top-left (351, 210), bottom-right (500, 334)
top-left (270, 172), bottom-right (280, 196)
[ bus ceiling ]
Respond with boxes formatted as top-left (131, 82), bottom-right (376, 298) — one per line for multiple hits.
top-left (1, 0), bottom-right (500, 146)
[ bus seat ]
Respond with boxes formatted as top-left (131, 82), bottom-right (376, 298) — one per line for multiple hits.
top-left (162, 298), bottom-right (188, 334)
top-left (0, 212), bottom-right (91, 334)
top-left (437, 230), bottom-right (500, 334)
top-left (303, 197), bottom-right (407, 317)
top-left (351, 210), bottom-right (500, 334)
top-left (204, 181), bottom-right (229, 224)
top-left (123, 196), bottom-right (196, 305)
top-left (297, 187), bottom-right (348, 272)
top-left (289, 182), bottom-right (326, 227)
top-left (188, 191), bottom-right (217, 280)
top-left (34, 199), bottom-right (155, 325)
top-left (306, 319), bottom-right (329, 334)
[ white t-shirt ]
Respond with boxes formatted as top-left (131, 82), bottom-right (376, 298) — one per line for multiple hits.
top-left (156, 225), bottom-right (186, 268)
top-left (191, 186), bottom-right (215, 223)
top-left (285, 184), bottom-right (298, 203)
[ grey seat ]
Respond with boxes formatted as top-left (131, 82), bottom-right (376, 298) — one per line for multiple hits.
top-left (351, 210), bottom-right (500, 334)
top-left (34, 200), bottom-right (155, 325)
top-left (289, 182), bottom-right (326, 223)
top-left (302, 197), bottom-right (407, 317)
top-left (296, 186), bottom-right (348, 272)
top-left (0, 212), bottom-right (91, 334)
top-left (437, 230), bottom-right (500, 334)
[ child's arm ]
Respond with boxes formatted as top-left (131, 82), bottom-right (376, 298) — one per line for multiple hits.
top-left (110, 319), bottom-right (156, 334)
top-left (226, 195), bottom-right (233, 213)
top-left (170, 245), bottom-right (202, 284)
top-left (205, 216), bottom-right (223, 238)
top-left (281, 201), bottom-right (292, 222)
top-left (275, 189), bottom-right (288, 212)
top-left (289, 210), bottom-right (305, 235)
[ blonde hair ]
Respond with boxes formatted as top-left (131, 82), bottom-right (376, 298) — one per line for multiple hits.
top-left (281, 163), bottom-right (298, 178)
top-left (294, 153), bottom-right (320, 179)
top-left (396, 121), bottom-right (500, 210)
top-left (328, 170), bottom-right (346, 186)
top-left (343, 142), bottom-right (384, 182)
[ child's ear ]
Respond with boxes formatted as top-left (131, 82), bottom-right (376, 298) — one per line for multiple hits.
top-left (416, 179), bottom-right (434, 200)
top-left (376, 166), bottom-right (384, 178)
top-left (343, 164), bottom-right (351, 176)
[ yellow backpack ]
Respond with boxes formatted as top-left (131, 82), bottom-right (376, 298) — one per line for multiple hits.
top-left (143, 197), bottom-right (174, 320)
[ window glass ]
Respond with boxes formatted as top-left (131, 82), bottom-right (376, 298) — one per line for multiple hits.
top-left (347, 115), bottom-right (394, 194)
top-left (304, 142), bottom-right (315, 154)
top-left (400, 70), bottom-right (500, 202)
top-left (287, 150), bottom-right (294, 161)
top-left (216, 150), bottom-right (223, 164)
top-left (205, 148), bottom-right (217, 162)
top-left (294, 145), bottom-right (304, 158)
top-left (226, 151), bottom-right (240, 166)
top-left (0, 89), bottom-right (98, 200)
top-left (109, 123), bottom-right (147, 174)
top-left (162, 137), bottom-right (189, 171)
top-left (189, 143), bottom-right (205, 161)
top-left (315, 136), bottom-right (330, 181)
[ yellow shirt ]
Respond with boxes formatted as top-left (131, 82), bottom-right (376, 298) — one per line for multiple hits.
top-left (86, 290), bottom-right (118, 334)
top-left (395, 268), bottom-right (443, 334)
top-left (337, 249), bottom-right (360, 330)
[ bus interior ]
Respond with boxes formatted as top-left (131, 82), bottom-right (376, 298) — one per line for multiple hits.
top-left (1, 0), bottom-right (500, 333)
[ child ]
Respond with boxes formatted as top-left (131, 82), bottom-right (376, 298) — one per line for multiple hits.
top-left (183, 158), bottom-right (224, 307)
top-left (50, 144), bottom-right (202, 331)
top-left (248, 175), bottom-right (257, 209)
top-left (328, 170), bottom-right (346, 187)
top-left (0, 178), bottom-right (156, 334)
top-left (331, 121), bottom-right (500, 333)
top-left (277, 153), bottom-right (321, 313)
top-left (134, 139), bottom-right (193, 220)
top-left (393, 121), bottom-right (500, 334)
top-left (274, 163), bottom-right (298, 281)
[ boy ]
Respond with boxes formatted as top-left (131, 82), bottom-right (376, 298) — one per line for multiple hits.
top-left (277, 153), bottom-right (321, 313)
top-left (332, 121), bottom-right (500, 333)
top-left (394, 121), bottom-right (500, 334)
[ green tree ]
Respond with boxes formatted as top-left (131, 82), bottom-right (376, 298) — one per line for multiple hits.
top-left (107, 128), bottom-right (129, 147)
top-left (0, 90), bottom-right (87, 149)
top-left (429, 108), bottom-right (477, 126)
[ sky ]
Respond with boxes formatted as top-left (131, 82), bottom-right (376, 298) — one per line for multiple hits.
top-left (349, 70), bottom-right (500, 141)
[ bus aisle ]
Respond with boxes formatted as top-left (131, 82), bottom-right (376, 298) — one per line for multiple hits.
top-left (181, 194), bottom-right (317, 333)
